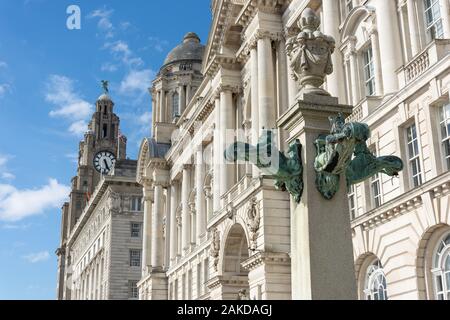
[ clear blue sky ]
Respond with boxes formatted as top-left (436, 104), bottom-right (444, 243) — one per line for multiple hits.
top-left (0, 0), bottom-right (211, 300)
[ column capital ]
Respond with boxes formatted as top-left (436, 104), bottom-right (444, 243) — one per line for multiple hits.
top-left (182, 164), bottom-right (193, 171)
top-left (342, 37), bottom-right (357, 61)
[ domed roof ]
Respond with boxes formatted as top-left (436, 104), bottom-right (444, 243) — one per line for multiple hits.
top-left (163, 32), bottom-right (205, 67)
top-left (97, 93), bottom-right (112, 102)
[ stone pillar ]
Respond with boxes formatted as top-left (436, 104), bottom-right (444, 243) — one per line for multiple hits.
top-left (169, 182), bottom-right (178, 264)
top-left (322, 0), bottom-right (346, 101)
top-left (407, 0), bottom-right (421, 56)
top-left (181, 165), bottom-right (191, 254)
top-left (278, 99), bottom-right (357, 300)
top-left (369, 28), bottom-right (384, 96)
top-left (250, 45), bottom-right (260, 178)
top-left (159, 90), bottom-right (166, 123)
top-left (155, 91), bottom-right (161, 122)
top-left (180, 85), bottom-right (187, 114)
top-left (440, 0), bottom-right (450, 39)
top-left (187, 85), bottom-right (192, 104)
top-left (219, 88), bottom-right (236, 197)
top-left (151, 183), bottom-right (164, 270)
top-left (276, 38), bottom-right (290, 150)
top-left (195, 150), bottom-right (206, 244)
top-left (375, 0), bottom-right (402, 94)
top-left (345, 39), bottom-right (359, 105)
top-left (142, 185), bottom-right (154, 275)
top-left (213, 98), bottom-right (221, 212)
top-left (257, 35), bottom-right (276, 130)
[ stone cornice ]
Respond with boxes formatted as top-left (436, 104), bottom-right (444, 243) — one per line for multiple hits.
top-left (236, 0), bottom-right (289, 30)
top-left (352, 175), bottom-right (450, 232)
top-left (241, 251), bottom-right (290, 271)
top-left (237, 30), bottom-right (285, 63)
top-left (205, 54), bottom-right (240, 78)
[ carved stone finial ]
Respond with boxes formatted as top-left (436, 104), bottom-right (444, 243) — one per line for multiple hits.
top-left (298, 8), bottom-right (320, 32)
top-left (286, 8), bottom-right (335, 97)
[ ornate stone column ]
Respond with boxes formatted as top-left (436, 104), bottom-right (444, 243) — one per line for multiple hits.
top-left (159, 90), bottom-right (166, 123)
top-left (213, 98), bottom-right (221, 212)
top-left (142, 184), bottom-right (154, 275)
top-left (219, 88), bottom-right (236, 197)
top-left (195, 149), bottom-right (206, 244)
top-left (322, 0), bottom-right (346, 101)
top-left (440, 0), bottom-right (450, 39)
top-left (169, 182), bottom-right (178, 264)
top-left (181, 165), bottom-right (191, 254)
top-left (375, 0), bottom-right (403, 94)
top-left (406, 0), bottom-right (421, 56)
top-left (344, 38), bottom-right (359, 105)
top-left (151, 182), bottom-right (165, 270)
top-left (180, 85), bottom-right (186, 114)
top-left (250, 43), bottom-right (260, 178)
top-left (257, 34), bottom-right (276, 130)
top-left (368, 27), bottom-right (384, 96)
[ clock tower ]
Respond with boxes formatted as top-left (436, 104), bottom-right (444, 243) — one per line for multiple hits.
top-left (66, 86), bottom-right (127, 234)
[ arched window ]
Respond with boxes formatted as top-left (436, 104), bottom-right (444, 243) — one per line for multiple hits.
top-left (364, 260), bottom-right (388, 300)
top-left (432, 232), bottom-right (450, 300)
top-left (172, 92), bottom-right (180, 119)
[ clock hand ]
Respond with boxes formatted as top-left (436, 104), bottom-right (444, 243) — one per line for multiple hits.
top-left (103, 159), bottom-right (110, 171)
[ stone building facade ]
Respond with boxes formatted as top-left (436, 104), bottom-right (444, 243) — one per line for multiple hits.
top-left (56, 94), bottom-right (144, 300)
top-left (137, 0), bottom-right (450, 300)
top-left (135, 0), bottom-right (449, 301)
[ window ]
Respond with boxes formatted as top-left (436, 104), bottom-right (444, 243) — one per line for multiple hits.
top-left (129, 280), bottom-right (139, 299)
top-left (348, 185), bottom-right (357, 219)
top-left (431, 232), bottom-right (450, 300)
top-left (424, 0), bottom-right (444, 41)
top-left (131, 196), bottom-right (142, 212)
top-left (364, 260), bottom-right (388, 300)
top-left (363, 46), bottom-right (376, 96)
top-left (406, 124), bottom-right (423, 187)
top-left (439, 103), bottom-right (450, 169)
top-left (102, 124), bottom-right (108, 139)
top-left (371, 174), bottom-right (382, 208)
top-left (131, 223), bottom-right (141, 238)
top-left (129, 249), bottom-right (141, 267)
top-left (172, 92), bottom-right (180, 118)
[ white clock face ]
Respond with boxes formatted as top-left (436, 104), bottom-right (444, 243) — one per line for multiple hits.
top-left (94, 151), bottom-right (116, 174)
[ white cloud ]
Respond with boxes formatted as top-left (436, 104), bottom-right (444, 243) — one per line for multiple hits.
top-left (0, 61), bottom-right (7, 68)
top-left (1, 172), bottom-right (15, 180)
top-left (0, 154), bottom-right (14, 181)
top-left (101, 62), bottom-right (118, 72)
top-left (88, 8), bottom-right (114, 38)
top-left (119, 69), bottom-right (154, 95)
top-left (138, 111), bottom-right (152, 125)
top-left (105, 40), bottom-right (144, 68)
top-left (45, 75), bottom-right (93, 136)
top-left (0, 83), bottom-right (11, 97)
top-left (0, 179), bottom-right (70, 222)
top-left (148, 37), bottom-right (169, 53)
top-left (68, 120), bottom-right (88, 136)
top-left (23, 251), bottom-right (50, 264)
top-left (0, 155), bottom-right (7, 167)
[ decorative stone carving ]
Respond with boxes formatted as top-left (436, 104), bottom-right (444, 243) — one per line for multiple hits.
top-left (210, 228), bottom-right (220, 272)
top-left (224, 130), bottom-right (304, 203)
top-left (106, 191), bottom-right (121, 214)
top-left (246, 197), bottom-right (260, 252)
top-left (226, 203), bottom-right (235, 220)
top-left (237, 289), bottom-right (250, 300)
top-left (314, 113), bottom-right (404, 199)
top-left (286, 8), bottom-right (335, 96)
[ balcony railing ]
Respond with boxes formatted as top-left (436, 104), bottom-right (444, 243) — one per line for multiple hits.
top-left (397, 39), bottom-right (450, 87)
